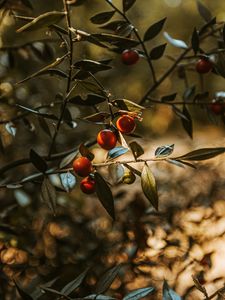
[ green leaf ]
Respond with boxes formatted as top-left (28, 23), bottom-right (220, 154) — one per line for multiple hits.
top-left (164, 32), bottom-right (188, 49)
top-left (150, 43), bottom-right (167, 60)
top-left (161, 93), bottom-right (177, 102)
top-left (41, 177), bottom-right (57, 215)
top-left (92, 33), bottom-right (139, 48)
top-left (96, 265), bottom-right (121, 294)
top-left (144, 18), bottom-right (166, 41)
top-left (94, 172), bottom-right (115, 220)
top-left (30, 149), bottom-right (47, 173)
top-left (123, 287), bottom-right (155, 300)
top-left (112, 99), bottom-right (145, 113)
top-left (191, 27), bottom-right (199, 54)
top-left (61, 268), bottom-right (89, 296)
top-left (90, 11), bottom-right (115, 24)
top-left (155, 144), bottom-right (174, 158)
top-left (197, 1), bottom-right (212, 22)
top-left (123, 0), bottom-right (136, 12)
top-left (175, 147), bottom-right (225, 161)
top-left (141, 164), bottom-right (158, 210)
top-left (129, 141), bottom-right (144, 160)
top-left (83, 112), bottom-right (110, 123)
top-left (74, 59), bottom-right (112, 73)
top-left (163, 280), bottom-right (181, 300)
top-left (181, 105), bottom-right (193, 139)
top-left (69, 94), bottom-right (106, 106)
top-left (17, 11), bottom-right (65, 33)
top-left (38, 116), bottom-right (51, 138)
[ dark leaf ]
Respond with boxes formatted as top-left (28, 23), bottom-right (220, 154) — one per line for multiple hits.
top-left (17, 11), bottom-right (65, 33)
top-left (30, 149), bottom-right (47, 173)
top-left (183, 85), bottom-right (195, 101)
top-left (164, 32), bottom-right (188, 49)
top-left (175, 159), bottom-right (197, 169)
top-left (191, 27), bottom-right (199, 54)
top-left (14, 281), bottom-right (33, 300)
top-left (112, 99), bottom-right (145, 112)
top-left (92, 33), bottom-right (139, 48)
top-left (199, 17), bottom-right (216, 35)
top-left (77, 81), bottom-right (107, 97)
top-left (79, 143), bottom-right (94, 161)
top-left (100, 20), bottom-right (128, 31)
top-left (141, 164), bottom-right (158, 210)
top-left (69, 94), bottom-right (106, 106)
top-left (129, 141), bottom-right (144, 160)
top-left (123, 163), bottom-right (141, 177)
top-left (108, 147), bottom-right (129, 159)
top-left (123, 0), bottom-right (136, 12)
top-left (197, 1), bottom-right (212, 22)
top-left (38, 116), bottom-right (51, 138)
top-left (96, 265), bottom-right (121, 294)
top-left (150, 43), bottom-right (167, 60)
top-left (181, 105), bottom-right (193, 138)
top-left (90, 11), bottom-right (115, 25)
top-left (74, 59), bottom-right (112, 73)
top-left (83, 112), bottom-right (110, 123)
top-left (144, 18), bottom-right (166, 41)
top-left (155, 144), bottom-right (174, 158)
top-left (41, 177), bottom-right (57, 215)
top-left (163, 280), bottom-right (181, 300)
top-left (16, 104), bottom-right (58, 121)
top-left (94, 172), bottom-right (115, 220)
top-left (31, 68), bottom-right (68, 79)
top-left (61, 268), bottom-right (89, 296)
top-left (85, 295), bottom-right (115, 300)
top-left (161, 93), bottom-right (177, 102)
top-left (175, 147), bottom-right (225, 161)
top-left (123, 287), bottom-right (155, 300)
top-left (30, 42), bottom-right (54, 62)
top-left (60, 172), bottom-right (76, 192)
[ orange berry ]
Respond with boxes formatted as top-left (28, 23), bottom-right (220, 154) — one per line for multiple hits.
top-left (80, 176), bottom-right (96, 194)
top-left (73, 156), bottom-right (92, 177)
top-left (97, 129), bottom-right (117, 150)
top-left (116, 115), bottom-right (136, 134)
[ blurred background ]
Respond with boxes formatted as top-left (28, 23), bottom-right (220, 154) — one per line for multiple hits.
top-left (0, 0), bottom-right (225, 299)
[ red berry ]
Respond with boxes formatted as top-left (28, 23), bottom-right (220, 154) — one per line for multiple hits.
top-left (209, 102), bottom-right (225, 115)
top-left (196, 58), bottom-right (212, 74)
top-left (116, 115), bottom-right (136, 134)
top-left (80, 176), bottom-right (96, 194)
top-left (97, 129), bottom-right (117, 150)
top-left (122, 49), bottom-right (139, 65)
top-left (73, 157), bottom-right (92, 177)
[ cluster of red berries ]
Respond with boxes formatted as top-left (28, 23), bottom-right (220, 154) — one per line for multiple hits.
top-left (73, 115), bottom-right (137, 194)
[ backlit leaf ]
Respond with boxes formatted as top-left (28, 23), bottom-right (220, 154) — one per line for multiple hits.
top-left (94, 172), bottom-right (115, 220)
top-left (155, 144), bottom-right (174, 158)
top-left (60, 172), bottom-right (76, 192)
top-left (108, 147), bottom-right (129, 159)
top-left (141, 164), bottom-right (158, 210)
top-left (96, 265), bottom-right (121, 294)
top-left (123, 287), bottom-right (155, 300)
top-left (163, 280), bottom-right (181, 300)
top-left (164, 32), bottom-right (188, 49)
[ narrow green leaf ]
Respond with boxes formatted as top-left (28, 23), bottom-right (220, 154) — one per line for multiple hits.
top-left (150, 43), bottom-right (167, 60)
top-left (90, 11), bottom-right (115, 24)
top-left (144, 18), bottom-right (166, 41)
top-left (41, 177), bottom-right (57, 215)
top-left (123, 287), bottom-right (155, 300)
top-left (94, 172), bottom-right (115, 220)
top-left (123, 0), bottom-right (136, 12)
top-left (175, 147), bottom-right (225, 161)
top-left (96, 265), bottom-right (121, 294)
top-left (30, 149), bottom-right (47, 173)
top-left (17, 11), bottom-right (65, 33)
top-left (141, 164), bottom-right (158, 210)
top-left (61, 268), bottom-right (89, 296)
